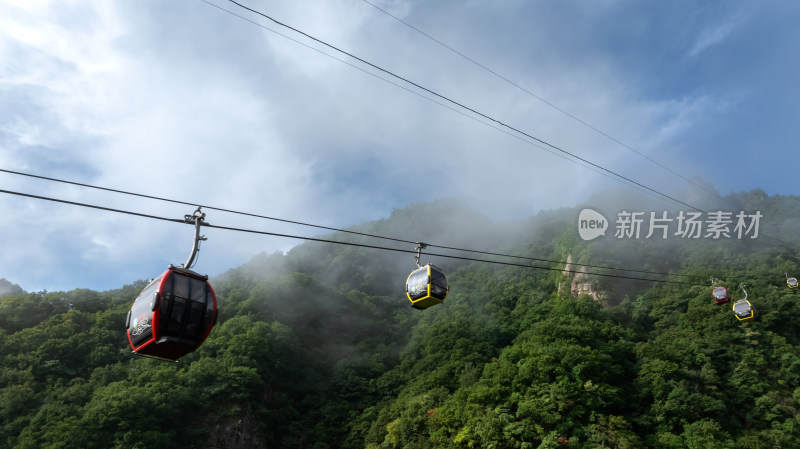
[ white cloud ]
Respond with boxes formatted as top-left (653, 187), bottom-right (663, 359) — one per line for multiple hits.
top-left (686, 13), bottom-right (748, 59)
top-left (0, 0), bottom-right (792, 291)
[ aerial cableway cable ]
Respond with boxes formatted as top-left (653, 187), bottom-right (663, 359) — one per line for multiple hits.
top-left (361, 0), bottom-right (800, 253)
top-left (202, 0), bottom-right (800, 255)
top-left (210, 0), bottom-right (707, 214)
top-left (0, 168), bottom-right (700, 280)
top-left (358, 0), bottom-right (724, 202)
top-left (4, 166), bottom-right (792, 259)
top-left (197, 0), bottom-right (650, 195)
top-left (0, 188), bottom-right (695, 285)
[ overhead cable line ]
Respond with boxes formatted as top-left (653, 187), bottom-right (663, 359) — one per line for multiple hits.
top-left (217, 0), bottom-right (707, 214)
top-left (359, 0), bottom-right (724, 201)
top-left (0, 188), bottom-right (694, 285)
top-left (364, 0), bottom-right (799, 255)
top-left (198, 0), bottom-right (722, 214)
top-left (206, 0), bottom-right (798, 255)
top-left (0, 168), bottom-right (413, 244)
top-left (0, 188), bottom-right (185, 226)
top-left (0, 168), bottom-right (701, 280)
top-left (196, 0), bottom-right (666, 200)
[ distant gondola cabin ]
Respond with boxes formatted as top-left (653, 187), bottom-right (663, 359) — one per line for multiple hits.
top-left (733, 299), bottom-right (754, 321)
top-left (126, 266), bottom-right (218, 361)
top-left (788, 277), bottom-right (798, 289)
top-left (406, 264), bottom-right (449, 309)
top-left (712, 286), bottom-right (729, 303)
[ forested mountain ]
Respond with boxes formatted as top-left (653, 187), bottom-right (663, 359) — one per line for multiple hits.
top-left (2, 193), bottom-right (800, 448)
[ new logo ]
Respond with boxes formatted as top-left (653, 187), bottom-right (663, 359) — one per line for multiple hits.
top-left (578, 209), bottom-right (608, 241)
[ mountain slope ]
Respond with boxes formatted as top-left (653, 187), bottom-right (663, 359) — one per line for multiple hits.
top-left (1, 192), bottom-right (799, 448)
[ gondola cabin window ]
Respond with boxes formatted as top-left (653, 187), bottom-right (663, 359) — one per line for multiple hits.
top-left (128, 278), bottom-right (160, 349)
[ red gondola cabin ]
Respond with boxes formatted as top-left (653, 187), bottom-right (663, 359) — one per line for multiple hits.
top-left (126, 266), bottom-right (218, 361)
top-left (712, 286), bottom-right (729, 303)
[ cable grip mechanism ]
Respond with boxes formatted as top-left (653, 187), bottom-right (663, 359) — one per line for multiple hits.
top-left (182, 207), bottom-right (208, 269)
top-left (738, 283), bottom-right (748, 300)
top-left (414, 242), bottom-right (427, 268)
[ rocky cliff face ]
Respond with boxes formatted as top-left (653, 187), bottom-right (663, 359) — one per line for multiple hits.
top-left (561, 255), bottom-right (601, 303)
top-left (206, 415), bottom-right (267, 449)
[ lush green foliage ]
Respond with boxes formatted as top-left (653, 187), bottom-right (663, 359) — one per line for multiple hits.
top-left (2, 195), bottom-right (800, 448)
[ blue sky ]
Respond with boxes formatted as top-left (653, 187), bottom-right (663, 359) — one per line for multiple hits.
top-left (1, 0), bottom-right (798, 292)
